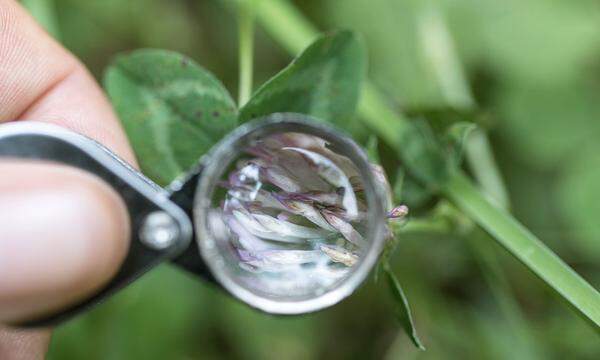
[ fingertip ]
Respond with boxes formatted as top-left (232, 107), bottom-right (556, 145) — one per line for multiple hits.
top-left (0, 161), bottom-right (130, 324)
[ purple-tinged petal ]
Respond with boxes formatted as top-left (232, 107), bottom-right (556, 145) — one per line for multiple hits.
top-left (325, 206), bottom-right (368, 222)
top-left (271, 150), bottom-right (331, 191)
top-left (286, 191), bottom-right (342, 207)
top-left (276, 197), bottom-right (337, 231)
top-left (288, 190), bottom-right (367, 215)
top-left (245, 144), bottom-right (275, 161)
top-left (223, 196), bottom-right (244, 213)
top-left (237, 248), bottom-right (257, 262)
top-left (254, 190), bottom-right (288, 211)
top-left (388, 205), bottom-right (409, 219)
top-left (282, 147), bottom-right (358, 219)
top-left (277, 212), bottom-right (290, 221)
top-left (262, 166), bottom-right (303, 193)
top-left (277, 133), bottom-right (361, 178)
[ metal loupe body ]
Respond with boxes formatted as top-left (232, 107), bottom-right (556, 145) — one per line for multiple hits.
top-left (0, 113), bottom-right (387, 326)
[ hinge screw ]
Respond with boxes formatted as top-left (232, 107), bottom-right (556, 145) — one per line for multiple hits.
top-left (140, 211), bottom-right (179, 250)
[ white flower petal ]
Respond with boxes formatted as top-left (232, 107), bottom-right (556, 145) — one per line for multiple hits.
top-left (252, 213), bottom-right (332, 239)
top-left (232, 210), bottom-right (306, 244)
top-left (322, 211), bottom-right (366, 247)
top-left (320, 244), bottom-right (359, 267)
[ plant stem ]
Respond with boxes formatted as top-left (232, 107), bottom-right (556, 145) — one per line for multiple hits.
top-left (444, 173), bottom-right (600, 327)
top-left (415, 2), bottom-right (509, 209)
top-left (358, 83), bottom-right (410, 145)
top-left (465, 129), bottom-right (509, 209)
top-left (252, 0), bottom-right (318, 55)
top-left (237, 0), bottom-right (256, 106)
top-left (416, 3), bottom-right (475, 110)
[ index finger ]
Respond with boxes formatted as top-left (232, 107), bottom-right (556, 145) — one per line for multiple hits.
top-left (0, 0), bottom-right (135, 163)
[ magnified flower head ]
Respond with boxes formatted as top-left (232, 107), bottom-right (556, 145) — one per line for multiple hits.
top-left (217, 132), bottom-right (407, 295)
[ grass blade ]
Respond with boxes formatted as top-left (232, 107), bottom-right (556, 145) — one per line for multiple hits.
top-left (445, 173), bottom-right (600, 328)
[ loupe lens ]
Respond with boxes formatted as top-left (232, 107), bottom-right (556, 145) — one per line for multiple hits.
top-left (194, 114), bottom-right (387, 314)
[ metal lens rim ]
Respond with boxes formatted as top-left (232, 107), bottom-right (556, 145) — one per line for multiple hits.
top-left (193, 112), bottom-right (387, 314)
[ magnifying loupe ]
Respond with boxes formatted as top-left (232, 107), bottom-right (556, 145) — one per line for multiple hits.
top-left (0, 113), bottom-right (389, 326)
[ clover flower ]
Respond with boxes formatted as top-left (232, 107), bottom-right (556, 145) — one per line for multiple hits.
top-left (219, 132), bottom-right (407, 287)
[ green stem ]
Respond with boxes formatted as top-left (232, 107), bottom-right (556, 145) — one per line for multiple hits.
top-left (444, 173), bottom-right (600, 327)
top-left (416, 2), bottom-right (474, 110)
top-left (415, 2), bottom-right (509, 209)
top-left (358, 83), bottom-right (410, 145)
top-left (237, 0), bottom-right (256, 106)
top-left (252, 0), bottom-right (318, 54)
top-left (465, 129), bottom-right (509, 209)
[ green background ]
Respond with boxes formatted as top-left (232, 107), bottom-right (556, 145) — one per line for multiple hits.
top-left (22, 0), bottom-right (600, 358)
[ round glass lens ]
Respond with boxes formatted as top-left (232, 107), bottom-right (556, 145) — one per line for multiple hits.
top-left (195, 116), bottom-right (387, 313)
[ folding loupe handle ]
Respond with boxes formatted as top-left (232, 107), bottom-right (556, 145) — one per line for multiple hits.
top-left (0, 122), bottom-right (196, 326)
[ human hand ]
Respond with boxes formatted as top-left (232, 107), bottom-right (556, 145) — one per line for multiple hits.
top-left (0, 1), bottom-right (135, 358)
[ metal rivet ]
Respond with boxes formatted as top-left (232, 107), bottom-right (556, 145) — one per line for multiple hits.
top-left (140, 211), bottom-right (180, 250)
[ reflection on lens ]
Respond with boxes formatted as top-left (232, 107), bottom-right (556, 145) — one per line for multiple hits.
top-left (206, 131), bottom-right (379, 300)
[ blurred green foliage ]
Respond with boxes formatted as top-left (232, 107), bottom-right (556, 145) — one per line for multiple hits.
top-left (22, 0), bottom-right (600, 358)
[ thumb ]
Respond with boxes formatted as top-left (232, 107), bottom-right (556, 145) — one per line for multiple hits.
top-left (0, 160), bottom-right (130, 324)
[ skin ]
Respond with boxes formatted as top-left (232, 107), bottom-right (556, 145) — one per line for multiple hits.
top-left (0, 0), bottom-right (135, 358)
